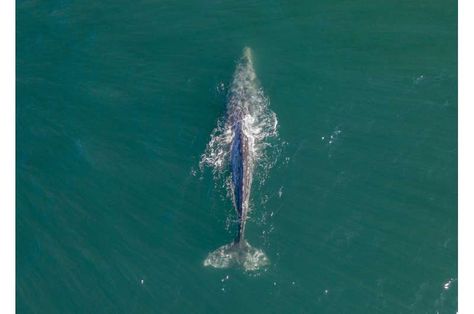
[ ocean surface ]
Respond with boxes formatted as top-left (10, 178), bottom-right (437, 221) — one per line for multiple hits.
top-left (17, 0), bottom-right (457, 313)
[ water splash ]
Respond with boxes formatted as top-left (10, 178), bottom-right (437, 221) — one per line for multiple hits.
top-left (200, 48), bottom-right (280, 188)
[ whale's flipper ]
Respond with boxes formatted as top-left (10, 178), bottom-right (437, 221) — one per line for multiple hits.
top-left (203, 240), bottom-right (269, 271)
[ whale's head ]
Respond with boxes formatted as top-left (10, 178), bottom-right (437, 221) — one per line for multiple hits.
top-left (239, 47), bottom-right (256, 82)
top-left (242, 47), bottom-right (253, 66)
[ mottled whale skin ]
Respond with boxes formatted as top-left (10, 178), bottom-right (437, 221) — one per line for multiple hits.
top-left (229, 47), bottom-right (254, 244)
top-left (231, 117), bottom-right (251, 243)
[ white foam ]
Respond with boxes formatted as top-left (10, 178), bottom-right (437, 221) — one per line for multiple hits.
top-left (204, 241), bottom-right (269, 271)
top-left (200, 48), bottom-right (281, 194)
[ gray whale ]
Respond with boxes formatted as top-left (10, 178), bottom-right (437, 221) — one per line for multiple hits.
top-left (204, 48), bottom-right (270, 271)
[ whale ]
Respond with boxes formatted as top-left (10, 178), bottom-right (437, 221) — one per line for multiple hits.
top-left (204, 48), bottom-right (270, 271)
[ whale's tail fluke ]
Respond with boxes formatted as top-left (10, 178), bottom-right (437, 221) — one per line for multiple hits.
top-left (203, 240), bottom-right (269, 271)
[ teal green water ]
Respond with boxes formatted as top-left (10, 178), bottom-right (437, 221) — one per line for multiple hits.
top-left (17, 0), bottom-right (457, 313)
